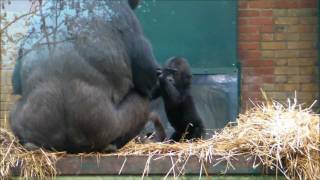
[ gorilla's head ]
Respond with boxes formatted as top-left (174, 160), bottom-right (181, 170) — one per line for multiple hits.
top-left (165, 56), bottom-right (192, 89)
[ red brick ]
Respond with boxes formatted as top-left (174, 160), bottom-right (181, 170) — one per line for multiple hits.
top-left (239, 34), bottom-right (261, 41)
top-left (287, 9), bottom-right (316, 16)
top-left (273, 9), bottom-right (288, 16)
top-left (239, 1), bottom-right (248, 9)
top-left (288, 76), bottom-right (315, 83)
top-left (273, 25), bottom-right (288, 33)
top-left (299, 0), bottom-right (317, 8)
top-left (242, 84), bottom-right (250, 91)
top-left (287, 33), bottom-right (300, 40)
top-left (239, 10), bottom-right (260, 17)
top-left (300, 67), bottom-right (315, 75)
top-left (288, 25), bottom-right (315, 33)
top-left (261, 50), bottom-right (275, 58)
top-left (239, 50), bottom-right (261, 59)
top-left (262, 33), bottom-right (274, 41)
top-left (242, 75), bottom-right (263, 84)
top-left (274, 76), bottom-right (288, 83)
top-left (301, 84), bottom-right (317, 91)
top-left (287, 41), bottom-right (315, 49)
top-left (241, 60), bottom-right (273, 67)
top-left (275, 59), bottom-right (288, 66)
top-left (300, 17), bottom-right (317, 25)
top-left (243, 67), bottom-right (274, 76)
top-left (262, 42), bottom-right (286, 50)
top-left (297, 92), bottom-right (316, 99)
top-left (275, 17), bottom-right (299, 25)
top-left (260, 10), bottom-right (273, 16)
top-left (300, 33), bottom-right (317, 40)
top-left (274, 1), bottom-right (299, 9)
top-left (274, 67), bottom-right (299, 75)
top-left (248, 67), bottom-right (273, 75)
top-left (240, 57), bottom-right (262, 63)
top-left (242, 92), bottom-right (262, 102)
top-left (261, 25), bottom-right (273, 33)
top-left (299, 50), bottom-right (317, 58)
top-left (281, 84), bottom-right (300, 91)
top-left (238, 18), bottom-right (248, 25)
top-left (239, 42), bottom-right (260, 50)
top-left (288, 58), bottom-right (316, 66)
top-left (263, 76), bottom-right (275, 83)
top-left (239, 26), bottom-right (260, 33)
top-left (275, 50), bottom-right (299, 58)
top-left (246, 84), bottom-right (262, 92)
top-left (248, 1), bottom-right (273, 9)
top-left (247, 18), bottom-right (273, 25)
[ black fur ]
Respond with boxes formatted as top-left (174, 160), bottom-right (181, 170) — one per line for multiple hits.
top-left (10, 0), bottom-right (159, 153)
top-left (153, 57), bottom-right (204, 142)
top-left (135, 112), bottom-right (166, 143)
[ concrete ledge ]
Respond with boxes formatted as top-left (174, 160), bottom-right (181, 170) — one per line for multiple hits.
top-left (13, 155), bottom-right (275, 176)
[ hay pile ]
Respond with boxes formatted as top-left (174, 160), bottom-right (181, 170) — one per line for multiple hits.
top-left (118, 99), bottom-right (320, 179)
top-left (0, 98), bottom-right (319, 179)
top-left (0, 128), bottom-right (63, 179)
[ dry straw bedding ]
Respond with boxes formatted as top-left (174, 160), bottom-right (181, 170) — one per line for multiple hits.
top-left (1, 99), bottom-right (319, 179)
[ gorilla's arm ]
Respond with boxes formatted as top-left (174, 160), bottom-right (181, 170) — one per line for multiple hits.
top-left (159, 77), bottom-right (182, 105)
top-left (130, 35), bottom-right (160, 98)
top-left (151, 83), bottom-right (161, 100)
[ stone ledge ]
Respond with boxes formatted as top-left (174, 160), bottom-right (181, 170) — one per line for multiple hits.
top-left (12, 155), bottom-right (274, 176)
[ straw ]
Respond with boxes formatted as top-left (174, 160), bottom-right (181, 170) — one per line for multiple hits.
top-left (1, 97), bottom-right (319, 179)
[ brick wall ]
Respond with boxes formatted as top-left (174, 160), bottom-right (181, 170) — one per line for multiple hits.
top-left (0, 3), bottom-right (29, 128)
top-left (1, 21), bottom-right (26, 128)
top-left (239, 0), bottom-right (319, 110)
top-left (0, 24), bottom-right (18, 128)
top-left (0, 60), bottom-right (17, 128)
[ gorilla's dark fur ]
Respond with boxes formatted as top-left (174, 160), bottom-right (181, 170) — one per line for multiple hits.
top-left (153, 57), bottom-right (204, 142)
top-left (135, 112), bottom-right (166, 143)
top-left (10, 0), bottom-right (159, 153)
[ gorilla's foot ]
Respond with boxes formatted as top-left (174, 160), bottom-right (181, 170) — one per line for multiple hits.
top-left (103, 144), bottom-right (118, 153)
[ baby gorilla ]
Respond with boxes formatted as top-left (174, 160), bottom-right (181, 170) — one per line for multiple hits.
top-left (153, 57), bottom-right (204, 142)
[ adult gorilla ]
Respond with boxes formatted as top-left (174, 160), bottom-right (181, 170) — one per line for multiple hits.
top-left (10, 0), bottom-right (159, 153)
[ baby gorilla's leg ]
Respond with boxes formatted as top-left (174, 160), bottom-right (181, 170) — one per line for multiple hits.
top-left (170, 131), bottom-right (183, 142)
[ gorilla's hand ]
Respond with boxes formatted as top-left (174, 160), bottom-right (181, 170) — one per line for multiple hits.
top-left (159, 67), bottom-right (177, 84)
top-left (156, 68), bottom-right (163, 78)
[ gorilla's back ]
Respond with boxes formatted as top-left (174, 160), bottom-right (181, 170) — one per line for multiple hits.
top-left (10, 0), bottom-right (155, 153)
top-left (15, 0), bottom-right (140, 103)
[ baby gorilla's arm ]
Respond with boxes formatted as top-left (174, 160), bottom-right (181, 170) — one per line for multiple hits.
top-left (159, 77), bottom-right (182, 105)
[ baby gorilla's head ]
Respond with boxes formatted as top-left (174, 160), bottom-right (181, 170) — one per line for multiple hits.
top-left (165, 56), bottom-right (192, 89)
